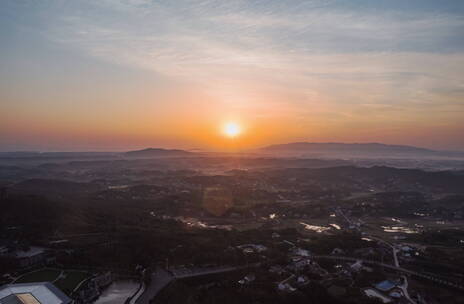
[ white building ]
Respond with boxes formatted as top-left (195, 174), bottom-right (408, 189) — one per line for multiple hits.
top-left (0, 282), bottom-right (72, 304)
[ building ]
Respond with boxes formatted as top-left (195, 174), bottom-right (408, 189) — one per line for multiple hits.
top-left (73, 272), bottom-right (113, 304)
top-left (92, 272), bottom-right (112, 290)
top-left (238, 274), bottom-right (255, 285)
top-left (0, 282), bottom-right (72, 304)
top-left (290, 247), bottom-right (311, 257)
top-left (374, 280), bottom-right (398, 292)
top-left (1, 247), bottom-right (47, 268)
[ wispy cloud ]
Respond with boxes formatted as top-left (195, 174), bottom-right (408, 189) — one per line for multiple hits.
top-left (1, 0), bottom-right (464, 149)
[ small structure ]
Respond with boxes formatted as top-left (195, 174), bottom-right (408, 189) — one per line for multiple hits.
top-left (296, 275), bottom-right (309, 286)
top-left (277, 275), bottom-right (296, 293)
top-left (375, 280), bottom-right (398, 292)
top-left (331, 248), bottom-right (344, 255)
top-left (73, 271), bottom-right (113, 303)
top-left (0, 282), bottom-right (72, 304)
top-left (290, 247), bottom-right (311, 257)
top-left (363, 288), bottom-right (392, 303)
top-left (92, 272), bottom-right (112, 290)
top-left (238, 274), bottom-right (255, 285)
top-left (350, 260), bottom-right (363, 272)
top-left (237, 244), bottom-right (267, 254)
top-left (288, 258), bottom-right (311, 272)
top-left (389, 290), bottom-right (403, 298)
top-left (268, 265), bottom-right (286, 275)
top-left (9, 247), bottom-right (46, 268)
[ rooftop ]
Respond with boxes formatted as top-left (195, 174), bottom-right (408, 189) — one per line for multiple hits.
top-left (0, 283), bottom-right (71, 304)
top-left (12, 248), bottom-right (45, 259)
top-left (375, 280), bottom-right (397, 292)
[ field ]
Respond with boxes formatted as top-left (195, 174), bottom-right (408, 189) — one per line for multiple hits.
top-left (15, 268), bottom-right (91, 295)
top-left (55, 270), bottom-right (91, 295)
top-left (15, 268), bottom-right (61, 283)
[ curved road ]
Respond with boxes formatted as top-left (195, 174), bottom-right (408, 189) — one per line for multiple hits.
top-left (312, 255), bottom-right (464, 291)
top-left (135, 255), bottom-right (463, 304)
top-left (136, 264), bottom-right (258, 304)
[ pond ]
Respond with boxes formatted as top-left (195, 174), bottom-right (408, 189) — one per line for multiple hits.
top-left (94, 280), bottom-right (139, 304)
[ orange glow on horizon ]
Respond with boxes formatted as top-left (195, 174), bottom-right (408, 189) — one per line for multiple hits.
top-left (223, 122), bottom-right (241, 138)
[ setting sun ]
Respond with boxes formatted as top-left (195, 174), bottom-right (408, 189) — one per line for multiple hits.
top-left (223, 122), bottom-right (241, 138)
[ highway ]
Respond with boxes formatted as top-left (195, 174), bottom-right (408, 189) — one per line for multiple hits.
top-left (135, 264), bottom-right (258, 303)
top-left (135, 268), bottom-right (173, 304)
top-left (312, 255), bottom-right (464, 291)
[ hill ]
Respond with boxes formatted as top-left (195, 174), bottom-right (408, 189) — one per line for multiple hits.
top-left (125, 148), bottom-right (195, 158)
top-left (259, 142), bottom-right (463, 159)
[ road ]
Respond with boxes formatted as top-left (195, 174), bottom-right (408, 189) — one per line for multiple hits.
top-left (366, 235), bottom-right (400, 267)
top-left (171, 265), bottom-right (248, 279)
top-left (135, 268), bottom-right (173, 304)
top-left (398, 275), bottom-right (416, 304)
top-left (135, 264), bottom-right (257, 303)
top-left (336, 208), bottom-right (401, 268)
top-left (312, 255), bottom-right (464, 291)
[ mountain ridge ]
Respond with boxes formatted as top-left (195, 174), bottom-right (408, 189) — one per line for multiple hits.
top-left (261, 142), bottom-right (432, 152)
top-left (125, 148), bottom-right (195, 157)
top-left (258, 142), bottom-right (464, 158)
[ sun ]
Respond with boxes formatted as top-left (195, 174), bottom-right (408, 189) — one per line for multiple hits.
top-left (223, 122), bottom-right (241, 138)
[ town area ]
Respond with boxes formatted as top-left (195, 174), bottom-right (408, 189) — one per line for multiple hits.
top-left (1, 152), bottom-right (464, 303)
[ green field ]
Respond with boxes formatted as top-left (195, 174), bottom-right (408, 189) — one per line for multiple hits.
top-left (55, 270), bottom-right (91, 295)
top-left (15, 268), bottom-right (91, 295)
top-left (15, 268), bottom-right (61, 283)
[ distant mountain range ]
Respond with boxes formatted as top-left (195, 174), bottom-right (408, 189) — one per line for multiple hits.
top-left (124, 148), bottom-right (195, 157)
top-left (258, 142), bottom-right (464, 158)
top-left (0, 148), bottom-right (195, 159)
top-left (1, 144), bottom-right (463, 160)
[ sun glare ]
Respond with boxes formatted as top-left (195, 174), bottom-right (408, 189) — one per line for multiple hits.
top-left (223, 122), bottom-right (241, 138)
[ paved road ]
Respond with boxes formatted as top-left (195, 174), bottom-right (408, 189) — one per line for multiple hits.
top-left (313, 255), bottom-right (464, 291)
top-left (367, 235), bottom-right (400, 267)
top-left (171, 264), bottom-right (253, 279)
top-left (398, 275), bottom-right (416, 304)
top-left (135, 264), bottom-right (257, 303)
top-left (135, 269), bottom-right (173, 304)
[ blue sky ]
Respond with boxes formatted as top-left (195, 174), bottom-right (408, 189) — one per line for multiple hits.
top-left (1, 0), bottom-right (464, 151)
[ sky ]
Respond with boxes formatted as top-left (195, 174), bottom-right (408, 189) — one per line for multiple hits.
top-left (1, 0), bottom-right (464, 152)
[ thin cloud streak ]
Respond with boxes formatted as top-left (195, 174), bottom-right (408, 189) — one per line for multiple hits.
top-left (1, 0), bottom-right (464, 150)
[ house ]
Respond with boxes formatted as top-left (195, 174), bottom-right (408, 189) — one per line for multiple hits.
top-left (237, 244), bottom-right (267, 254)
top-left (331, 248), bottom-right (344, 255)
top-left (363, 288), bottom-right (392, 303)
top-left (291, 247), bottom-right (311, 257)
top-left (269, 265), bottom-right (286, 275)
top-left (289, 258), bottom-right (311, 272)
top-left (375, 280), bottom-right (398, 292)
top-left (296, 275), bottom-right (309, 286)
top-left (350, 260), bottom-right (363, 272)
top-left (73, 272), bottom-right (112, 304)
top-left (92, 272), bottom-right (112, 289)
top-left (238, 274), bottom-right (255, 285)
top-left (10, 247), bottom-right (47, 268)
top-left (353, 247), bottom-right (376, 257)
top-left (277, 275), bottom-right (296, 293)
top-left (0, 282), bottom-right (73, 304)
top-left (278, 282), bottom-right (296, 292)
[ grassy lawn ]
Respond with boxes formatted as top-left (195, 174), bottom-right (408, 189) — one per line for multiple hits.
top-left (15, 268), bottom-right (61, 283)
top-left (15, 268), bottom-right (91, 295)
top-left (55, 271), bottom-right (91, 295)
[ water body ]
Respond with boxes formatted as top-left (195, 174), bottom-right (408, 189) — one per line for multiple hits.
top-left (94, 280), bottom-right (139, 304)
top-left (299, 222), bottom-right (331, 233)
top-left (363, 288), bottom-right (392, 303)
top-left (381, 226), bottom-right (419, 234)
